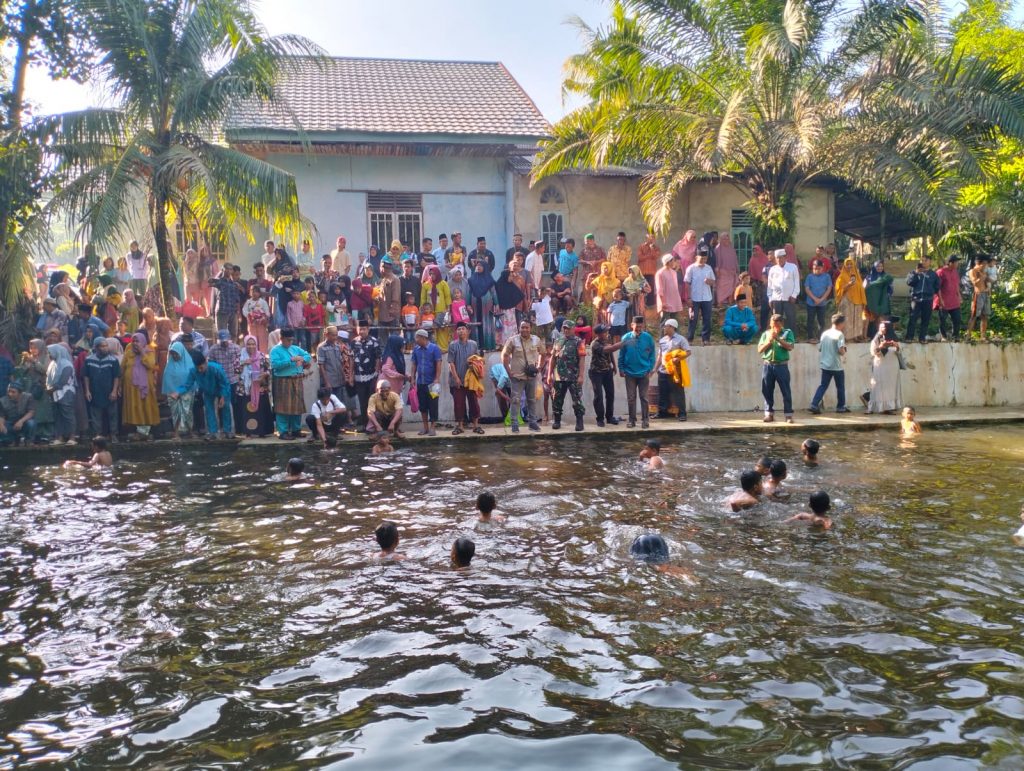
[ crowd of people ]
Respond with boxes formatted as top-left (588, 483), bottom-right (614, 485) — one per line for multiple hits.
top-left (0, 227), bottom-right (997, 448)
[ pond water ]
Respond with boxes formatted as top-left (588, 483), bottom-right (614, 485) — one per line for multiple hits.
top-left (1, 425), bottom-right (1024, 769)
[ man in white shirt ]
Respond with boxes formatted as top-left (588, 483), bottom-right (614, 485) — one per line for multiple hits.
top-left (767, 248), bottom-right (801, 333)
top-left (531, 287), bottom-right (555, 338)
top-left (654, 318), bottom-right (691, 420)
top-left (260, 239), bottom-right (277, 270)
top-left (330, 236), bottom-right (351, 278)
top-left (126, 240), bottom-right (151, 296)
top-left (306, 386), bottom-right (348, 447)
top-left (525, 241), bottom-right (546, 299)
top-left (683, 247), bottom-right (716, 344)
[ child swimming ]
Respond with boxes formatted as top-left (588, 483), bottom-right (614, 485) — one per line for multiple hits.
top-left (375, 521), bottom-right (405, 561)
top-left (371, 432), bottom-right (394, 455)
top-left (900, 406), bottom-right (921, 437)
top-left (639, 439), bottom-right (664, 470)
top-left (764, 460), bottom-right (790, 500)
top-left (802, 439), bottom-right (820, 467)
top-left (727, 470), bottom-right (763, 512)
top-left (63, 436), bottom-right (113, 469)
top-left (629, 533), bottom-right (690, 577)
top-left (476, 491), bottom-right (505, 524)
top-left (451, 537), bottom-right (475, 568)
top-left (785, 490), bottom-right (834, 529)
top-left (755, 455), bottom-right (773, 477)
top-left (284, 457), bottom-right (304, 481)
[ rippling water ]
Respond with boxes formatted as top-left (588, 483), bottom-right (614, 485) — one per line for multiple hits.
top-left (2, 425), bottom-right (1024, 769)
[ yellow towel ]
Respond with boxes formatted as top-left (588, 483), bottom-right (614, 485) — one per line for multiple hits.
top-left (464, 354), bottom-right (486, 398)
top-left (664, 349), bottom-right (691, 389)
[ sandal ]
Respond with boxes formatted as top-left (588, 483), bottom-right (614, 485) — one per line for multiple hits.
top-left (452, 427), bottom-right (464, 435)
top-left (472, 427), bottom-right (485, 435)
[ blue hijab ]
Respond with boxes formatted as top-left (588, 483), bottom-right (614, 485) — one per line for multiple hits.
top-left (383, 333), bottom-right (406, 375)
top-left (162, 340), bottom-right (195, 395)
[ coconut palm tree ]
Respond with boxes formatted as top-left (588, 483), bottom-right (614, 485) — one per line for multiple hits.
top-left (534, 0), bottom-right (1024, 243)
top-left (38, 0), bottom-right (321, 314)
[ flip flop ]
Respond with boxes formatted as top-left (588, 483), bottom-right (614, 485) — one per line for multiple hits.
top-left (452, 427), bottom-right (464, 435)
top-left (472, 427), bottom-right (485, 435)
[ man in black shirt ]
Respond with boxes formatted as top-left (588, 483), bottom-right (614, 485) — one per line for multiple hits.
top-left (505, 233), bottom-right (528, 268)
top-left (588, 324), bottom-right (624, 427)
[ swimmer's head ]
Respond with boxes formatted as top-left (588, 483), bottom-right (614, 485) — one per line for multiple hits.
top-left (640, 439), bottom-right (661, 458)
top-left (802, 439), bottom-right (820, 458)
top-left (286, 457), bottom-right (304, 476)
top-left (630, 533), bottom-right (670, 564)
top-left (809, 490), bottom-right (831, 514)
top-left (375, 521), bottom-right (399, 551)
top-left (740, 469), bottom-right (763, 495)
top-left (477, 491), bottom-right (496, 515)
top-left (756, 456), bottom-right (773, 475)
top-left (91, 435), bottom-right (108, 452)
top-left (770, 459), bottom-right (787, 481)
top-left (451, 537), bottom-right (475, 568)
top-left (902, 406), bottom-right (915, 419)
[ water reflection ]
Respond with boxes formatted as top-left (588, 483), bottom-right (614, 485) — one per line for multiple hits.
top-left (1, 426), bottom-right (1024, 767)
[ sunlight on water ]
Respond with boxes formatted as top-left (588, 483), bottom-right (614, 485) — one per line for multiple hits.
top-left (1, 425), bottom-right (1023, 768)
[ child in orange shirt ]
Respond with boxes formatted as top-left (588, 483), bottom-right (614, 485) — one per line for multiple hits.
top-left (401, 292), bottom-right (419, 346)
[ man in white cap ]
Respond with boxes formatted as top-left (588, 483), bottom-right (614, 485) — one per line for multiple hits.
top-left (410, 328), bottom-right (442, 436)
top-left (766, 248), bottom-right (800, 333)
top-left (655, 318), bottom-right (690, 420)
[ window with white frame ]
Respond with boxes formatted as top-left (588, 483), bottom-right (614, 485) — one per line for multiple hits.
top-left (540, 212), bottom-right (563, 256)
top-left (367, 192), bottom-right (423, 251)
top-left (730, 209), bottom-right (754, 270)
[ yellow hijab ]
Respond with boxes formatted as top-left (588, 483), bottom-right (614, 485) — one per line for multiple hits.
top-left (593, 262), bottom-right (619, 302)
top-left (835, 258), bottom-right (867, 306)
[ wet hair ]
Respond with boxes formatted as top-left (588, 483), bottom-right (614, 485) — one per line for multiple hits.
top-left (91, 436), bottom-right (108, 451)
top-left (317, 386), bottom-right (331, 400)
top-left (740, 470), bottom-right (761, 493)
top-left (630, 533), bottom-right (669, 564)
top-left (477, 491), bottom-right (497, 515)
top-left (757, 455), bottom-right (773, 469)
top-left (375, 521), bottom-right (399, 551)
top-left (645, 439), bottom-right (661, 453)
top-left (809, 490), bottom-right (831, 514)
top-left (286, 457), bottom-right (304, 476)
top-left (802, 439), bottom-right (820, 457)
top-left (831, 313), bottom-right (846, 325)
top-left (769, 460), bottom-right (787, 480)
top-left (452, 537), bottom-right (476, 567)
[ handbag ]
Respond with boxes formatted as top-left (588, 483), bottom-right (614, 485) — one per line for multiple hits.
top-left (408, 383), bottom-right (420, 413)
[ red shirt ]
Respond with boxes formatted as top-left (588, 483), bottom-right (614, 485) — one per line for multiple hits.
top-left (303, 303), bottom-right (326, 328)
top-left (936, 265), bottom-right (961, 310)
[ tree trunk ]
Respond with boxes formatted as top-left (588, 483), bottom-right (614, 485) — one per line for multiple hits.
top-left (152, 195), bottom-right (178, 319)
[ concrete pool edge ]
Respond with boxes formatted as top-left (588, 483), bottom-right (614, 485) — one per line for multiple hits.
top-left (2, 406), bottom-right (1022, 459)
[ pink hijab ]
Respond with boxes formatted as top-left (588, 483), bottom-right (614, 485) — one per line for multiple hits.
top-left (672, 230), bottom-right (698, 265)
top-left (130, 332), bottom-right (151, 399)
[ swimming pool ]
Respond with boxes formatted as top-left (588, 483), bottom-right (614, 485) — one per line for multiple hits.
top-left (1, 426), bottom-right (1022, 767)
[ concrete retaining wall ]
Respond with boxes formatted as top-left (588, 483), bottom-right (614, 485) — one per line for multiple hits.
top-left (392, 342), bottom-right (1024, 423)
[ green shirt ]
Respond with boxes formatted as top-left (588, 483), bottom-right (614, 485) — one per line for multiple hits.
top-left (759, 328), bottom-right (795, 363)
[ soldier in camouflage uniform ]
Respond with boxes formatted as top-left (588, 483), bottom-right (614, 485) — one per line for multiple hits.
top-left (547, 322), bottom-right (587, 431)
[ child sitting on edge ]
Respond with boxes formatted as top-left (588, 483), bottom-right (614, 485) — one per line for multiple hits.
top-left (639, 439), bottom-right (664, 470)
top-left (727, 469), bottom-right (763, 512)
top-left (802, 439), bottom-right (820, 467)
top-left (476, 491), bottom-right (505, 524)
top-left (284, 457), bottom-right (304, 481)
top-left (63, 436), bottom-right (113, 469)
top-left (786, 490), bottom-right (834, 529)
top-left (764, 459), bottom-right (789, 500)
top-left (374, 521), bottom-right (405, 561)
top-left (901, 406), bottom-right (921, 437)
top-left (372, 432), bottom-right (394, 455)
top-left (451, 537), bottom-right (475, 568)
top-left (755, 455), bottom-right (773, 477)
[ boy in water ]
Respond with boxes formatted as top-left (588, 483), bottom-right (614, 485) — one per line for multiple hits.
top-left (802, 439), bottom-right (820, 467)
top-left (63, 436), bottom-right (113, 469)
top-left (375, 521), bottom-right (405, 561)
top-left (640, 439), bottom-right (664, 470)
top-left (284, 457), bottom-right (304, 481)
top-left (786, 490), bottom-right (834, 529)
top-left (764, 459), bottom-right (789, 500)
top-left (372, 432), bottom-right (394, 455)
top-left (476, 491), bottom-right (505, 525)
top-left (451, 537), bottom-right (475, 568)
top-left (727, 470), bottom-right (763, 512)
top-left (755, 455), bottom-right (773, 477)
top-left (900, 406), bottom-right (921, 437)
top-left (1013, 504), bottom-right (1024, 546)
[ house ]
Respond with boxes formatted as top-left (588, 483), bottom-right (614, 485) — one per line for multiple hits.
top-left (224, 57), bottom-right (551, 262)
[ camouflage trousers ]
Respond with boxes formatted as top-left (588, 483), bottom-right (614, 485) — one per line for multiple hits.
top-left (553, 380), bottom-right (585, 418)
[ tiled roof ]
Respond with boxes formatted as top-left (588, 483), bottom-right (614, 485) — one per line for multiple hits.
top-left (225, 57), bottom-right (551, 139)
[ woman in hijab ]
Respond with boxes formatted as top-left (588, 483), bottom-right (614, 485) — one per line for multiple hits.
top-left (494, 264), bottom-right (524, 345)
top-left (468, 260), bottom-right (498, 350)
top-left (587, 261), bottom-right (619, 310)
top-left (119, 288), bottom-right (140, 332)
top-left (367, 245), bottom-right (382, 275)
top-left (53, 282), bottom-right (77, 315)
top-left (863, 260), bottom-right (893, 339)
top-left (697, 231), bottom-right (718, 270)
top-left (380, 333), bottom-right (409, 398)
top-left (447, 264), bottom-right (470, 303)
top-left (46, 343), bottom-right (77, 443)
top-left (715, 233), bottom-right (740, 306)
top-left (350, 262), bottom-right (378, 325)
top-left (114, 256), bottom-right (132, 294)
top-left (162, 340), bottom-right (197, 439)
top-left (623, 264), bottom-right (651, 319)
top-left (834, 257), bottom-right (868, 341)
top-left (672, 229), bottom-right (698, 304)
top-left (238, 335), bottom-right (273, 437)
top-left (746, 243), bottom-right (770, 328)
top-left (866, 318), bottom-right (902, 414)
top-left (420, 265), bottom-right (452, 351)
top-left (49, 269), bottom-right (69, 296)
top-left (122, 332), bottom-right (159, 439)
